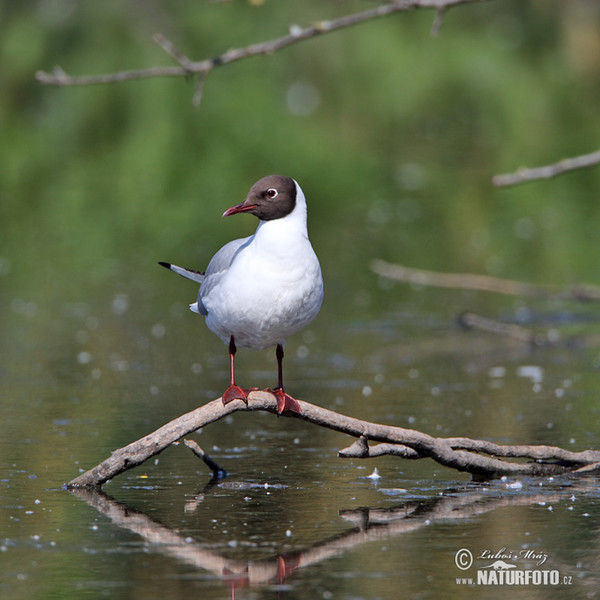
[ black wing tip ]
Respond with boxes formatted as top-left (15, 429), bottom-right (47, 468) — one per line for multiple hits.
top-left (158, 261), bottom-right (172, 270)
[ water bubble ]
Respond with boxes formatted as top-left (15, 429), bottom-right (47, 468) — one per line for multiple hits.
top-left (296, 345), bottom-right (309, 359)
top-left (517, 365), bottom-right (544, 384)
top-left (111, 293), bottom-right (129, 315)
top-left (77, 351), bottom-right (93, 365)
top-left (75, 330), bottom-right (89, 343)
top-left (110, 354), bottom-right (129, 372)
top-left (86, 316), bottom-right (99, 330)
top-left (191, 363), bottom-right (203, 374)
top-left (488, 366), bottom-right (506, 378)
top-left (514, 217), bottom-right (537, 240)
top-left (151, 323), bottom-right (166, 338)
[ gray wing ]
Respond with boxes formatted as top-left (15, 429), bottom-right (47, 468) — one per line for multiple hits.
top-left (195, 236), bottom-right (252, 315)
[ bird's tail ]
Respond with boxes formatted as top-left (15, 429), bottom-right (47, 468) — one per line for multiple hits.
top-left (158, 261), bottom-right (205, 284)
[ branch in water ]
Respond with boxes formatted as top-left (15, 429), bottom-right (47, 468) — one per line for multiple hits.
top-left (371, 259), bottom-right (600, 302)
top-left (66, 391), bottom-right (600, 488)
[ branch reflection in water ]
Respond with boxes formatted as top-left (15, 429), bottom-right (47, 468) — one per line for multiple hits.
top-left (69, 482), bottom-right (594, 597)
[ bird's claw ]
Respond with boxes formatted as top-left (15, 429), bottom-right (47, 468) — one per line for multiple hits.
top-left (268, 388), bottom-right (302, 415)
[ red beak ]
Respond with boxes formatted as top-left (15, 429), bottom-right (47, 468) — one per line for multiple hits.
top-left (222, 202), bottom-right (257, 218)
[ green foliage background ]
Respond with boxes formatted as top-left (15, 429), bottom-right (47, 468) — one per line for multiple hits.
top-left (2, 0), bottom-right (600, 309)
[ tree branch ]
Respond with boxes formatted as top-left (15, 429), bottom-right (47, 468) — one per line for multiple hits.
top-left (457, 311), bottom-right (547, 345)
top-left (36, 0), bottom-right (483, 103)
top-left (66, 391), bottom-right (600, 488)
top-left (493, 149), bottom-right (600, 187)
top-left (371, 259), bottom-right (600, 301)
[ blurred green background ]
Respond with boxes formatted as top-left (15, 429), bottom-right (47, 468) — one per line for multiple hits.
top-left (3, 0), bottom-right (600, 303)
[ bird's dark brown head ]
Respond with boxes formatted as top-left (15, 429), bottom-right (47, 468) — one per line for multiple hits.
top-left (222, 175), bottom-right (297, 221)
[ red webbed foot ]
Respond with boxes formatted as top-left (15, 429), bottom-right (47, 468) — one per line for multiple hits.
top-left (268, 388), bottom-right (302, 415)
top-left (221, 385), bottom-right (248, 405)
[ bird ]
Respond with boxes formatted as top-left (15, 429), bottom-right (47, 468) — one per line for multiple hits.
top-left (159, 175), bottom-right (323, 414)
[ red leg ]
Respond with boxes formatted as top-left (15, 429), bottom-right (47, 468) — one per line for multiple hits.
top-left (221, 336), bottom-right (248, 405)
top-left (269, 344), bottom-right (302, 414)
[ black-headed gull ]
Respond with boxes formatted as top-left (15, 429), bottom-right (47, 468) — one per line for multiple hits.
top-left (159, 175), bottom-right (323, 414)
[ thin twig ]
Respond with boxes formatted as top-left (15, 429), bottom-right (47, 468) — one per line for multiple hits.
top-left (192, 73), bottom-right (207, 107)
top-left (430, 6), bottom-right (446, 36)
top-left (493, 149), bottom-right (600, 187)
top-left (371, 259), bottom-right (600, 301)
top-left (36, 0), bottom-right (483, 94)
top-left (66, 391), bottom-right (600, 488)
top-left (183, 439), bottom-right (228, 479)
top-left (152, 33), bottom-right (194, 70)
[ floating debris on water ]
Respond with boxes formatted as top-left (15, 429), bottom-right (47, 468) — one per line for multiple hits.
top-left (367, 468), bottom-right (381, 481)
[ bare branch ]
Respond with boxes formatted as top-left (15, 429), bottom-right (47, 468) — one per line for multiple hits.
top-left (493, 149), bottom-right (600, 187)
top-left (371, 259), bottom-right (600, 301)
top-left (66, 391), bottom-right (600, 488)
top-left (339, 435), bottom-right (422, 459)
top-left (36, 0), bottom-right (483, 95)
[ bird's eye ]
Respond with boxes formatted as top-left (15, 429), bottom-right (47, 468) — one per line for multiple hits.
top-left (266, 188), bottom-right (278, 199)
